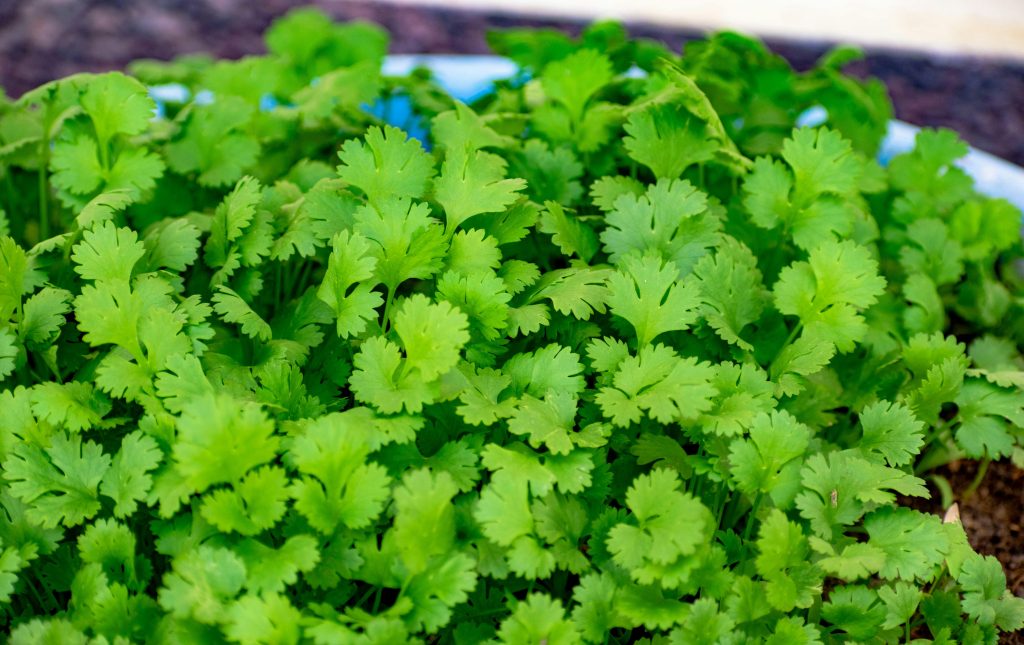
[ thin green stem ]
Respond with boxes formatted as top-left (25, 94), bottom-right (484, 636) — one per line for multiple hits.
top-left (381, 287), bottom-right (395, 334)
top-left (806, 596), bottom-right (822, 629)
top-left (97, 136), bottom-right (110, 173)
top-left (274, 264), bottom-right (284, 313)
top-left (354, 584), bottom-right (377, 609)
top-left (24, 576), bottom-right (49, 613)
top-left (921, 418), bottom-right (950, 451)
top-left (713, 486), bottom-right (731, 530)
top-left (962, 457), bottom-right (991, 501)
top-left (37, 161), bottom-right (49, 241)
top-left (741, 492), bottom-right (763, 546)
top-left (295, 259), bottom-right (315, 298)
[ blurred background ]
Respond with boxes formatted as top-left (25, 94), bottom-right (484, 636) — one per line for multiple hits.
top-left (1, 0), bottom-right (1023, 166)
top-left (0, 0), bottom-right (1022, 164)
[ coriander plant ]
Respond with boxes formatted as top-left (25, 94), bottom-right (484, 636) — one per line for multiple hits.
top-left (0, 7), bottom-right (1022, 644)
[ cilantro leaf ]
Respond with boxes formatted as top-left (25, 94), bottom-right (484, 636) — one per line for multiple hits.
top-left (289, 413), bottom-right (391, 533)
top-left (755, 509), bottom-right (822, 611)
top-left (692, 236), bottom-right (768, 350)
top-left (774, 239), bottom-right (886, 352)
top-left (337, 125), bottom-right (435, 205)
top-left (595, 343), bottom-right (717, 427)
top-left (958, 554), bottom-right (1024, 631)
top-left (434, 145), bottom-right (526, 235)
top-left (72, 221), bottom-right (146, 283)
top-left (540, 48), bottom-right (613, 124)
top-left (606, 254), bottom-right (702, 349)
top-left (498, 593), bottom-right (581, 645)
top-left (624, 103), bottom-right (718, 179)
top-left (166, 98), bottom-right (259, 187)
top-left (600, 178), bottom-right (718, 275)
top-left (4, 431), bottom-right (111, 528)
top-left (729, 410), bottom-right (810, 506)
top-left (173, 394), bottom-right (278, 493)
top-left (317, 230), bottom-right (383, 338)
top-left (856, 400), bottom-right (925, 467)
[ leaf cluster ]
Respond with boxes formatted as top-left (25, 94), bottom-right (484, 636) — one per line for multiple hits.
top-left (1, 8), bottom-right (1023, 644)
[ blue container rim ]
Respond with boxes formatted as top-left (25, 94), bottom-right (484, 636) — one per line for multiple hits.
top-left (381, 54), bottom-right (1024, 212)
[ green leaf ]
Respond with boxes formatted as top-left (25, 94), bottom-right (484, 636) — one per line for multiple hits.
top-left (607, 469), bottom-right (711, 588)
top-left (173, 394), bottom-right (278, 493)
top-left (18, 287), bottom-right (71, 346)
top-left (693, 236), bottom-right (768, 350)
top-left (796, 452), bottom-right (927, 539)
top-left (821, 585), bottom-right (885, 640)
top-left (71, 220), bottom-right (146, 283)
top-left (392, 468), bottom-right (459, 575)
top-left (317, 230), bottom-right (383, 338)
top-left (349, 335), bottom-right (434, 414)
top-left (511, 140), bottom-right (583, 204)
top-left (166, 98), bottom-right (259, 187)
top-left (729, 410), bottom-right (810, 506)
top-left (0, 236), bottom-right (30, 321)
top-left (499, 593), bottom-right (582, 645)
top-left (899, 218), bottom-right (964, 286)
top-left (158, 546), bottom-right (246, 624)
top-left (864, 507), bottom-right (948, 581)
top-left (624, 103), bottom-right (718, 179)
top-left (336, 125), bottom-right (435, 205)
top-left (527, 266), bottom-right (612, 321)
top-left (606, 254), bottom-right (702, 348)
top-left (4, 431), bottom-right (111, 528)
top-left (431, 101), bottom-right (514, 153)
top-left (212, 286), bottom-right (272, 342)
top-left (354, 196), bottom-right (447, 292)
top-left (742, 128), bottom-right (865, 250)
top-left (100, 431), bottom-right (162, 518)
top-left (600, 178), bottom-right (717, 275)
top-left (394, 294), bottom-right (469, 380)
top-left (224, 593), bottom-right (302, 645)
top-left (0, 327), bottom-right (16, 381)
top-left (142, 218), bottom-right (202, 273)
top-left (958, 553), bottom-right (1024, 631)
top-left (755, 509), bottom-right (822, 611)
top-left (538, 201), bottom-right (598, 262)
top-left (540, 49), bottom-right (613, 123)
top-left (877, 582), bottom-right (922, 630)
top-left (235, 535), bottom-right (320, 595)
top-left (596, 343), bottom-right (717, 427)
top-left (953, 381), bottom-right (1024, 459)
top-left (774, 239), bottom-right (886, 352)
top-left (200, 466), bottom-right (289, 535)
top-left (434, 145), bottom-right (526, 235)
top-left (507, 392), bottom-right (581, 455)
top-left (289, 413), bottom-right (391, 533)
top-left (79, 73), bottom-right (155, 147)
top-left (857, 400), bottom-right (925, 467)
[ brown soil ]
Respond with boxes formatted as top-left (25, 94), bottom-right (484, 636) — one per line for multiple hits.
top-left (915, 460), bottom-right (1024, 642)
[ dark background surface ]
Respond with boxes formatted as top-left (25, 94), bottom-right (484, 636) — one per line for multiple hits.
top-left (2, 0), bottom-right (1024, 165)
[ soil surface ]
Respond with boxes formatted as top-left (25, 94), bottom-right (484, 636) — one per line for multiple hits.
top-left (922, 460), bottom-right (1024, 642)
top-left (1, 0), bottom-right (1022, 613)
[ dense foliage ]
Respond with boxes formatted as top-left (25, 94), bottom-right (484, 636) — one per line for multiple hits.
top-left (1, 7), bottom-right (1023, 643)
